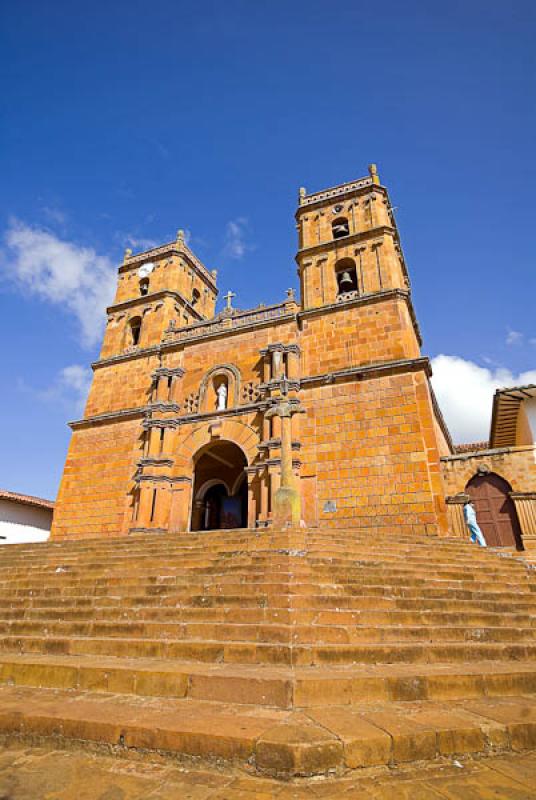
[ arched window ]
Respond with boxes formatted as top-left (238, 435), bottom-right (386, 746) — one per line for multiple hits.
top-left (332, 217), bottom-right (350, 239)
top-left (139, 278), bottom-right (149, 296)
top-left (335, 258), bottom-right (358, 297)
top-left (192, 288), bottom-right (201, 307)
top-left (129, 316), bottom-right (142, 346)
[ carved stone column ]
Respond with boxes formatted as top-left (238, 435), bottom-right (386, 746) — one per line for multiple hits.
top-left (169, 477), bottom-right (192, 533)
top-left (247, 469), bottom-right (257, 529)
top-left (259, 468), bottom-right (269, 523)
top-left (148, 427), bottom-right (161, 457)
top-left (286, 346), bottom-right (300, 381)
top-left (156, 376), bottom-right (168, 402)
top-left (265, 400), bottom-right (302, 527)
top-left (137, 483), bottom-right (154, 528)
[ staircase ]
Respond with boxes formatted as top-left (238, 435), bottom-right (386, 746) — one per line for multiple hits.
top-left (1, 529), bottom-right (536, 778)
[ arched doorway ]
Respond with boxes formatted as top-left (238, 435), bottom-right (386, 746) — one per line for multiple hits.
top-left (191, 440), bottom-right (248, 531)
top-left (466, 473), bottom-right (523, 549)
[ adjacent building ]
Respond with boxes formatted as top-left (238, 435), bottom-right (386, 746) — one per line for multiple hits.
top-left (442, 385), bottom-right (536, 550)
top-left (0, 490), bottom-right (54, 545)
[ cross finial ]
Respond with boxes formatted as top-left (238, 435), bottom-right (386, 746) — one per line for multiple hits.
top-left (223, 290), bottom-right (236, 310)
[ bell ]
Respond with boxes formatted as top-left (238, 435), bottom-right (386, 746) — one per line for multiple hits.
top-left (339, 271), bottom-right (353, 290)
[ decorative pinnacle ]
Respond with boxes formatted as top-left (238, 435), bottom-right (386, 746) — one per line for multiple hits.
top-left (286, 287), bottom-right (296, 302)
top-left (368, 163), bottom-right (380, 185)
top-left (298, 187), bottom-right (307, 204)
top-left (124, 247), bottom-right (133, 260)
top-left (177, 229), bottom-right (185, 242)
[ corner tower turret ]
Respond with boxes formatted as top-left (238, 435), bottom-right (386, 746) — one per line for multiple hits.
top-left (295, 164), bottom-right (409, 310)
top-left (101, 231), bottom-right (218, 359)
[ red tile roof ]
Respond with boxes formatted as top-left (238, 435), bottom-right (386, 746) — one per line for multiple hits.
top-left (455, 441), bottom-right (490, 454)
top-left (0, 490), bottom-right (54, 511)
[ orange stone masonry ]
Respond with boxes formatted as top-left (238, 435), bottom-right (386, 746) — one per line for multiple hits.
top-left (52, 166), bottom-right (450, 540)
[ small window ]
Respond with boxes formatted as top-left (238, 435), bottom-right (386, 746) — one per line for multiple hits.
top-left (167, 375), bottom-right (173, 401)
top-left (139, 278), bottom-right (149, 296)
top-left (129, 316), bottom-right (142, 346)
top-left (332, 217), bottom-right (350, 239)
top-left (192, 288), bottom-right (201, 307)
top-left (159, 427), bottom-right (165, 456)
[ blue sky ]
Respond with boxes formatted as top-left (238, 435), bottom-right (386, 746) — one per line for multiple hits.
top-left (1, 0), bottom-right (535, 500)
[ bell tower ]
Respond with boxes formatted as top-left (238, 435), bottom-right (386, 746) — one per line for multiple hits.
top-left (295, 164), bottom-right (410, 310)
top-left (100, 231), bottom-right (218, 360)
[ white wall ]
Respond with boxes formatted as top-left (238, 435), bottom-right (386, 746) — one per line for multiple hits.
top-left (0, 499), bottom-right (53, 545)
top-left (526, 398), bottom-right (536, 444)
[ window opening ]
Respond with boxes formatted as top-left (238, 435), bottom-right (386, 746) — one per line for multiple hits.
top-left (332, 217), bottom-right (350, 239)
top-left (129, 317), bottom-right (142, 346)
top-left (335, 258), bottom-right (358, 296)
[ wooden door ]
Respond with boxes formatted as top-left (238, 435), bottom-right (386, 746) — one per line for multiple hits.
top-left (466, 473), bottom-right (523, 549)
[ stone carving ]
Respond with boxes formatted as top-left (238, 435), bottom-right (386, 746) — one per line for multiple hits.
top-left (241, 382), bottom-right (260, 404)
top-left (184, 392), bottom-right (199, 414)
top-left (216, 383), bottom-right (228, 411)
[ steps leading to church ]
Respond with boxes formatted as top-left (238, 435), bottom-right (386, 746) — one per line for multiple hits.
top-left (2, 654), bottom-right (536, 707)
top-left (1, 528), bottom-right (536, 776)
top-left (1, 685), bottom-right (536, 775)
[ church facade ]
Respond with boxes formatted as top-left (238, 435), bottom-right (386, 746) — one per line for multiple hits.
top-left (51, 166), bottom-right (451, 540)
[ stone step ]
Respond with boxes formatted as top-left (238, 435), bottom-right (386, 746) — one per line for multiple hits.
top-left (2, 634), bottom-right (536, 664)
top-left (0, 604), bottom-right (532, 628)
top-left (1, 570), bottom-right (530, 593)
top-left (2, 653), bottom-right (536, 707)
top-left (0, 552), bottom-right (525, 571)
top-left (0, 555), bottom-right (527, 573)
top-left (1, 619), bottom-right (534, 645)
top-left (1, 684), bottom-right (536, 775)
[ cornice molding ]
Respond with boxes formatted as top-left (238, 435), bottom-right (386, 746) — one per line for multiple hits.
top-left (152, 366), bottom-right (185, 379)
top-left (295, 225), bottom-right (395, 259)
top-left (295, 177), bottom-right (381, 213)
top-left (121, 239), bottom-right (217, 291)
top-left (69, 406), bottom-right (146, 430)
top-left (92, 345), bottom-right (161, 370)
top-left (107, 290), bottom-right (205, 319)
top-left (299, 357), bottom-right (432, 389)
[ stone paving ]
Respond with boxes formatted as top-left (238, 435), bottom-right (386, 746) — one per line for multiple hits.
top-left (0, 744), bottom-right (535, 799)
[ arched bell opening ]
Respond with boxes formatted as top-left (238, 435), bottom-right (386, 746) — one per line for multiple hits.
top-left (465, 472), bottom-right (523, 549)
top-left (190, 440), bottom-right (248, 531)
top-left (335, 257), bottom-right (358, 297)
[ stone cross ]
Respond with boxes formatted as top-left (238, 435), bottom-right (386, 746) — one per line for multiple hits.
top-left (223, 290), bottom-right (236, 310)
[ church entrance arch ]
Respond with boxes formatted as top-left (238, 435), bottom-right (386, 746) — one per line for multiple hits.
top-left (190, 440), bottom-right (248, 531)
top-left (466, 472), bottom-right (523, 549)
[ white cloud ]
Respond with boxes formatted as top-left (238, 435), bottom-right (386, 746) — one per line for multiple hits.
top-left (223, 217), bottom-right (253, 260)
top-left (2, 219), bottom-right (116, 348)
top-left (121, 233), bottom-right (159, 252)
top-left (506, 328), bottom-right (523, 345)
top-left (431, 354), bottom-right (536, 444)
top-left (45, 365), bottom-right (92, 414)
top-left (42, 207), bottom-right (67, 225)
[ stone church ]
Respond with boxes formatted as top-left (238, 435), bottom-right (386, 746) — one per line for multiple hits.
top-left (51, 166), bottom-right (453, 540)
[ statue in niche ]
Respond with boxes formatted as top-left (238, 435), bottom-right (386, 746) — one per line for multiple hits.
top-left (216, 382), bottom-right (228, 410)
